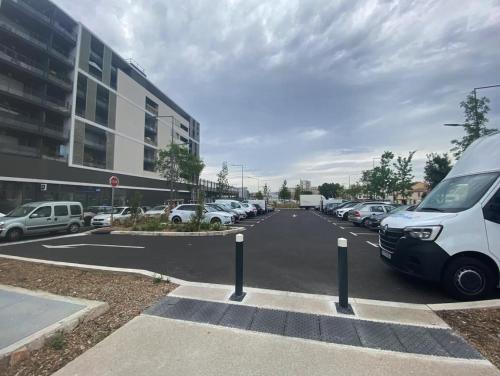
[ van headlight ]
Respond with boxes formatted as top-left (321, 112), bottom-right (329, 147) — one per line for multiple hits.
top-left (404, 226), bottom-right (442, 241)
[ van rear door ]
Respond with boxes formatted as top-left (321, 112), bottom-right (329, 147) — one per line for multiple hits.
top-left (483, 184), bottom-right (500, 262)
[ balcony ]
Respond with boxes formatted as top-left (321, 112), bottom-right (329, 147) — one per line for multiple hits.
top-left (145, 103), bottom-right (158, 115)
top-left (145, 123), bottom-right (157, 134)
top-left (0, 110), bottom-right (67, 141)
top-left (0, 16), bottom-right (74, 67)
top-left (0, 141), bottom-right (40, 158)
top-left (144, 136), bottom-right (157, 146)
top-left (0, 80), bottom-right (71, 114)
top-left (53, 21), bottom-right (77, 43)
top-left (8, 0), bottom-right (51, 24)
top-left (0, 43), bottom-right (72, 91)
top-left (84, 138), bottom-right (106, 152)
top-left (144, 154), bottom-right (156, 164)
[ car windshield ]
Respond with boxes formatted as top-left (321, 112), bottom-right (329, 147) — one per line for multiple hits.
top-left (108, 207), bottom-right (125, 214)
top-left (389, 205), bottom-right (409, 213)
top-left (417, 172), bottom-right (499, 213)
top-left (151, 206), bottom-right (166, 211)
top-left (6, 206), bottom-right (37, 217)
top-left (205, 206), bottom-right (217, 212)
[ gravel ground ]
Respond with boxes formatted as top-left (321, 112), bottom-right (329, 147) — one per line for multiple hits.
top-left (0, 258), bottom-right (176, 376)
top-left (438, 308), bottom-right (500, 368)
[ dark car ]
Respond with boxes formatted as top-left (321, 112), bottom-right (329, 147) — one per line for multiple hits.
top-left (253, 203), bottom-right (265, 215)
top-left (364, 205), bottom-right (412, 231)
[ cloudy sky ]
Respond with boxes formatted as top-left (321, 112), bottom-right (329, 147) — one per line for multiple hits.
top-left (55, 0), bottom-right (500, 191)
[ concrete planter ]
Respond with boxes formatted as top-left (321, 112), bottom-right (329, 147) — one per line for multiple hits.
top-left (109, 227), bottom-right (246, 237)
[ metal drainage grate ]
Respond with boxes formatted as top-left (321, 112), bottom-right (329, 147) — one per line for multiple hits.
top-left (145, 297), bottom-right (482, 360)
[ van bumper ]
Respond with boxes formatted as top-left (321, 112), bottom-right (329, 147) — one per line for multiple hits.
top-left (379, 237), bottom-right (450, 282)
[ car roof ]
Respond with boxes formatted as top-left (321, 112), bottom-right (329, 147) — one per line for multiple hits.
top-left (22, 201), bottom-right (81, 206)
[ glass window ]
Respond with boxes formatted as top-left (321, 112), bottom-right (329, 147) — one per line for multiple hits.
top-left (83, 125), bottom-right (107, 169)
top-left (417, 173), bottom-right (499, 213)
top-left (76, 74), bottom-right (87, 117)
top-left (7, 205), bottom-right (37, 217)
top-left (70, 205), bottom-right (82, 215)
top-left (95, 85), bottom-right (109, 126)
top-left (32, 206), bottom-right (52, 218)
top-left (484, 188), bottom-right (500, 224)
top-left (370, 206), bottom-right (384, 212)
top-left (54, 205), bottom-right (69, 216)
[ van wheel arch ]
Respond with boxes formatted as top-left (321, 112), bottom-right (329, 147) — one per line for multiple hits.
top-left (6, 227), bottom-right (24, 242)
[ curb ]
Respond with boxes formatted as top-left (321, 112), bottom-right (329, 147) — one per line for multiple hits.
top-left (1, 253), bottom-right (500, 313)
top-left (109, 226), bottom-right (246, 237)
top-left (0, 284), bottom-right (109, 366)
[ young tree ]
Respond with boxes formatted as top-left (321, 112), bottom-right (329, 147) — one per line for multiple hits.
top-left (293, 184), bottom-right (302, 201)
top-left (178, 150), bottom-right (205, 202)
top-left (216, 162), bottom-right (229, 198)
top-left (345, 183), bottom-right (363, 200)
top-left (278, 180), bottom-right (291, 201)
top-left (155, 142), bottom-right (182, 204)
top-left (254, 191), bottom-right (264, 200)
top-left (393, 151), bottom-right (416, 203)
top-left (424, 153), bottom-right (452, 189)
top-left (451, 92), bottom-right (497, 158)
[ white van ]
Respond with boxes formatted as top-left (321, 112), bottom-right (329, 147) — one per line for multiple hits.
top-left (379, 131), bottom-right (500, 300)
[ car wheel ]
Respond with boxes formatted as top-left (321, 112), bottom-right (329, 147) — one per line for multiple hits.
top-left (342, 213), bottom-right (348, 221)
top-left (211, 217), bottom-right (221, 224)
top-left (353, 222), bottom-right (360, 227)
top-left (6, 228), bottom-right (23, 242)
top-left (84, 216), bottom-right (92, 226)
top-left (361, 219), bottom-right (367, 227)
top-left (68, 223), bottom-right (80, 234)
top-left (442, 256), bottom-right (496, 300)
top-left (172, 216), bottom-right (182, 224)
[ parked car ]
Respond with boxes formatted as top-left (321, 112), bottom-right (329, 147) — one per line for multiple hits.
top-left (91, 206), bottom-right (144, 227)
top-left (168, 204), bottom-right (233, 225)
top-left (0, 201), bottom-right (83, 241)
top-left (364, 205), bottom-right (412, 231)
top-left (348, 203), bottom-right (395, 226)
top-left (267, 203), bottom-right (275, 212)
top-left (247, 200), bottom-right (266, 213)
top-left (335, 202), bottom-right (360, 220)
top-left (253, 203), bottom-right (265, 215)
top-left (380, 131), bottom-right (500, 300)
top-left (241, 203), bottom-right (257, 217)
top-left (0, 212), bottom-right (4, 217)
top-left (206, 203), bottom-right (238, 223)
top-left (84, 205), bottom-right (112, 226)
top-left (144, 205), bottom-right (168, 218)
top-left (214, 200), bottom-right (247, 219)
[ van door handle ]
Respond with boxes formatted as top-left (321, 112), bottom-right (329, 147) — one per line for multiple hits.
top-left (47, 218), bottom-right (51, 221)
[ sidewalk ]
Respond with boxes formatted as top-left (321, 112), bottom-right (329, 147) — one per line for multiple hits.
top-left (53, 285), bottom-right (500, 376)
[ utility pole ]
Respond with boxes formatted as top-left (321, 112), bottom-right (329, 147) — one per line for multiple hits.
top-left (231, 164), bottom-right (244, 200)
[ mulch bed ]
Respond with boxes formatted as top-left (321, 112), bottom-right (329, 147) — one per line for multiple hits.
top-left (438, 308), bottom-right (500, 368)
top-left (0, 258), bottom-right (176, 376)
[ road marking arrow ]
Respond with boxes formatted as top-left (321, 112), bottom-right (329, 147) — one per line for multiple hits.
top-left (42, 244), bottom-right (145, 249)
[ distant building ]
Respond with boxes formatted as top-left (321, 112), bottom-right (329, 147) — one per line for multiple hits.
top-left (394, 182), bottom-right (429, 205)
top-left (299, 179), bottom-right (311, 191)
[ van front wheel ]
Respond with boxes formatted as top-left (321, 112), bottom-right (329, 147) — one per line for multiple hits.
top-left (6, 228), bottom-right (23, 242)
top-left (442, 257), bottom-right (496, 300)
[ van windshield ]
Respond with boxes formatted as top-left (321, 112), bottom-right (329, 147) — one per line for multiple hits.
top-left (6, 206), bottom-right (37, 217)
top-left (417, 172), bottom-right (499, 213)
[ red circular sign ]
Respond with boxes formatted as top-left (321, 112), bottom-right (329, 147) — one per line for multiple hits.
top-left (109, 176), bottom-right (119, 187)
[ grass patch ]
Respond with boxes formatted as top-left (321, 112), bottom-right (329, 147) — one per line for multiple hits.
top-left (48, 332), bottom-right (65, 350)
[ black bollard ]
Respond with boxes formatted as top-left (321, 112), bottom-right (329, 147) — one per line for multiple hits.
top-left (336, 237), bottom-right (354, 314)
top-left (230, 233), bottom-right (246, 301)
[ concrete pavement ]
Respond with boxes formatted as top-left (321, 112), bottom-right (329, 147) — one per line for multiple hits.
top-left (53, 284), bottom-right (498, 376)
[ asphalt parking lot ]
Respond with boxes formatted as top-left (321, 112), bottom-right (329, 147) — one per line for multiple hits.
top-left (0, 209), bottom-right (477, 304)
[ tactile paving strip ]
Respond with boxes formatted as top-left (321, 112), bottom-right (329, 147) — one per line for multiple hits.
top-left (146, 297), bottom-right (482, 360)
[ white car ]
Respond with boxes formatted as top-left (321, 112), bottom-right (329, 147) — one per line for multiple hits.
top-left (0, 212), bottom-right (5, 218)
top-left (214, 200), bottom-right (247, 220)
top-left (241, 203), bottom-right (257, 217)
top-left (168, 204), bottom-right (233, 225)
top-left (91, 207), bottom-right (144, 227)
top-left (145, 205), bottom-right (168, 218)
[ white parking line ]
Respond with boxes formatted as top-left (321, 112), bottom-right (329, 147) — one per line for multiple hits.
top-left (339, 226), bottom-right (345, 229)
top-left (0, 232), bottom-right (89, 247)
top-left (352, 232), bottom-right (379, 236)
top-left (349, 232), bottom-right (358, 237)
top-left (366, 241), bottom-right (379, 248)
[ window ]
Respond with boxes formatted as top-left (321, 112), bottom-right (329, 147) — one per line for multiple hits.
top-left (110, 65), bottom-right (117, 89)
top-left (95, 85), bottom-right (109, 126)
top-left (89, 36), bottom-right (104, 80)
top-left (83, 125), bottom-right (107, 169)
top-left (54, 205), bottom-right (69, 216)
top-left (32, 206), bottom-right (52, 218)
top-left (70, 205), bottom-right (82, 215)
top-left (178, 205), bottom-right (195, 211)
top-left (143, 146), bottom-right (157, 172)
top-left (76, 74), bottom-right (87, 117)
top-left (484, 187), bottom-right (500, 224)
top-left (370, 206), bottom-right (384, 212)
top-left (145, 97), bottom-right (158, 115)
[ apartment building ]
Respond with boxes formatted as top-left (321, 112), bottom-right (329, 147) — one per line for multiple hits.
top-left (0, 0), bottom-right (200, 212)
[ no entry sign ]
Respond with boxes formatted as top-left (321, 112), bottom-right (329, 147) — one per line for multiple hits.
top-left (109, 175), bottom-right (119, 188)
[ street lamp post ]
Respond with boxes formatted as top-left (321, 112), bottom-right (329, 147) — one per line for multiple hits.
top-left (231, 164), bottom-right (244, 200)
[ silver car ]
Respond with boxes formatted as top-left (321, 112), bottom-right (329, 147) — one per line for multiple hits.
top-left (347, 203), bottom-right (395, 226)
top-left (0, 201), bottom-right (83, 241)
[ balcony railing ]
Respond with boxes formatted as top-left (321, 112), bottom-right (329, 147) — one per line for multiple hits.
top-left (0, 142), bottom-right (40, 158)
top-left (0, 110), bottom-right (66, 141)
top-left (84, 139), bottom-right (106, 151)
top-left (0, 80), bottom-right (71, 113)
top-left (10, 0), bottom-right (51, 24)
top-left (53, 21), bottom-right (77, 42)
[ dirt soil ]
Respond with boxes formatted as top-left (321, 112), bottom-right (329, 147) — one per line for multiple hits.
top-left (0, 258), bottom-right (176, 376)
top-left (438, 308), bottom-right (500, 368)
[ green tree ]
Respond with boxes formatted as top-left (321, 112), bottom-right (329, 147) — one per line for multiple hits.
top-left (155, 142), bottom-right (183, 204)
top-left (318, 182), bottom-right (344, 198)
top-left (128, 191), bottom-right (143, 225)
top-left (278, 179), bottom-right (291, 201)
top-left (178, 148), bottom-right (205, 202)
top-left (424, 153), bottom-right (452, 189)
top-left (293, 184), bottom-right (302, 201)
top-left (254, 191), bottom-right (264, 199)
top-left (451, 92), bottom-right (497, 158)
top-left (216, 162), bottom-right (229, 198)
top-left (345, 183), bottom-right (363, 200)
top-left (393, 151), bottom-right (416, 203)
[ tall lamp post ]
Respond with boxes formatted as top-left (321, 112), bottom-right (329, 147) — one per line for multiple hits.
top-left (231, 164), bottom-right (244, 200)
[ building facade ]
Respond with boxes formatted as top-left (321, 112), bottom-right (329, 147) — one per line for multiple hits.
top-left (0, 0), bottom-right (200, 212)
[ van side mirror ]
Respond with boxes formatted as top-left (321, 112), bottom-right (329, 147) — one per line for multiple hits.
top-left (30, 213), bottom-right (39, 218)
